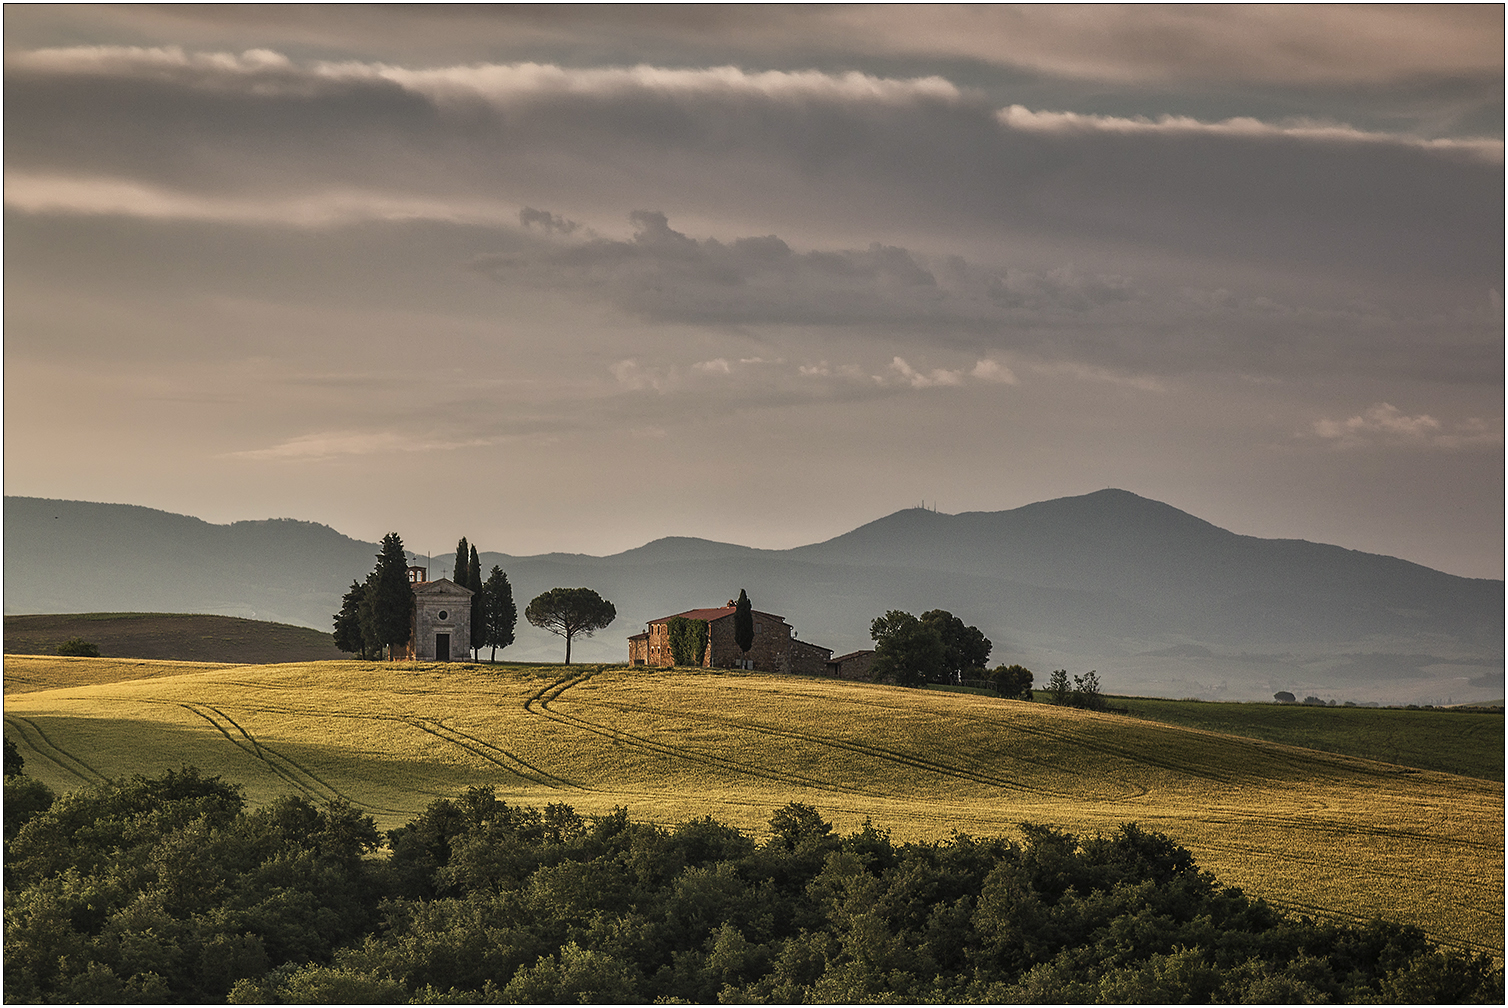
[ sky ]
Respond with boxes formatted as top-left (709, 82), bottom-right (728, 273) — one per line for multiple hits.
top-left (5, 5), bottom-right (1503, 579)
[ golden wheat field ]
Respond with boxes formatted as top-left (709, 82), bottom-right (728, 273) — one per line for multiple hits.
top-left (4, 656), bottom-right (1502, 958)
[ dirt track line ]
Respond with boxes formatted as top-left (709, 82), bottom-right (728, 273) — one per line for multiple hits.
top-left (1185, 809), bottom-right (1503, 854)
top-left (180, 704), bottom-right (330, 804)
top-left (178, 704), bottom-right (410, 815)
top-left (404, 718), bottom-right (587, 791)
top-left (210, 705), bottom-right (265, 759)
top-left (1185, 835), bottom-right (1495, 894)
top-left (526, 672), bottom-right (882, 798)
top-left (564, 694), bottom-right (1111, 801)
top-left (417, 719), bottom-right (590, 791)
top-left (4, 715), bottom-right (107, 784)
top-left (805, 688), bottom-right (1438, 785)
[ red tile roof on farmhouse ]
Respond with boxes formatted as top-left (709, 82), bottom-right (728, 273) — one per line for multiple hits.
top-left (652, 607), bottom-right (787, 623)
top-left (828, 650), bottom-right (874, 664)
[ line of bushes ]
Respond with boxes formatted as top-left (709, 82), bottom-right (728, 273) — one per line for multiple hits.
top-left (4, 757), bottom-right (1501, 1004)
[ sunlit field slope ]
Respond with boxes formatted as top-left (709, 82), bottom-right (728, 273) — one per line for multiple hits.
top-left (1110, 695), bottom-right (1504, 782)
top-left (5, 656), bottom-right (1501, 957)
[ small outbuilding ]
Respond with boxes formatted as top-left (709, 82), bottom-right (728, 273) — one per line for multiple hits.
top-left (407, 568), bottom-right (473, 661)
top-left (826, 650), bottom-right (876, 680)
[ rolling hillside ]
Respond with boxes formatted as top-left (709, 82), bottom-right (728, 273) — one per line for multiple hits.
top-left (5, 491), bottom-right (1502, 703)
top-left (5, 655), bottom-right (1501, 958)
top-left (3, 612), bottom-right (345, 665)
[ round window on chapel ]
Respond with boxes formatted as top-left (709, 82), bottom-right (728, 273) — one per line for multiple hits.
top-left (438, 610), bottom-right (448, 621)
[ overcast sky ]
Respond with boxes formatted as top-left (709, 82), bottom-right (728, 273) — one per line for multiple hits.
top-left (5, 5), bottom-right (1503, 578)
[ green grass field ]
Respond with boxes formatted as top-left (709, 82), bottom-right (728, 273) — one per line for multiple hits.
top-left (931, 684), bottom-right (1505, 781)
top-left (3, 613), bottom-right (345, 664)
top-left (1109, 695), bottom-right (1504, 782)
top-left (5, 655), bottom-right (1502, 959)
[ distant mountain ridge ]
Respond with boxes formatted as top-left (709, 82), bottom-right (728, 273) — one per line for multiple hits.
top-left (5, 491), bottom-right (1501, 704)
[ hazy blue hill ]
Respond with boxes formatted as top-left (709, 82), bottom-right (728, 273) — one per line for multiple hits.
top-left (5, 491), bottom-right (1501, 703)
top-left (4, 497), bottom-right (377, 627)
top-left (793, 489), bottom-right (1501, 650)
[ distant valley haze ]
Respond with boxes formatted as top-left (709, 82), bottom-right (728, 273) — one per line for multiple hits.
top-left (5, 489), bottom-right (1501, 707)
top-left (4, 7), bottom-right (1501, 681)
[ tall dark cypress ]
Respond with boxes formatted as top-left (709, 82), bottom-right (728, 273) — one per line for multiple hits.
top-left (332, 580), bottom-right (369, 657)
top-left (371, 532), bottom-right (414, 660)
top-left (468, 544), bottom-right (485, 659)
top-left (734, 589), bottom-right (754, 666)
top-left (452, 537), bottom-right (469, 585)
top-left (481, 566), bottom-right (517, 661)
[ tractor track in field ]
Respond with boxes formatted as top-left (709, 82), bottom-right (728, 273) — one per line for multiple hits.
top-left (805, 689), bottom-right (1444, 786)
top-left (757, 688), bottom-right (1242, 784)
top-left (1181, 805), bottom-right (1504, 855)
top-left (1185, 833), bottom-right (1500, 893)
top-left (189, 700), bottom-right (584, 792)
top-left (4, 715), bottom-right (108, 784)
top-left (177, 704), bottom-right (411, 815)
top-left (401, 717), bottom-right (588, 791)
top-left (524, 671), bottom-right (884, 799)
top-left (562, 693), bottom-right (1119, 801)
top-left (93, 692), bottom-right (579, 792)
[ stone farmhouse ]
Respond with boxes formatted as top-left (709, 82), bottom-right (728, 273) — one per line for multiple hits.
top-left (629, 602), bottom-right (832, 674)
top-left (402, 565), bottom-right (473, 661)
top-left (825, 649), bottom-right (876, 680)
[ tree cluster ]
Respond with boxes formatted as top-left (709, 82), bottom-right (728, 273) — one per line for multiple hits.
top-left (54, 637), bottom-right (101, 658)
top-left (4, 764), bottom-right (1500, 1004)
top-left (332, 535), bottom-right (518, 662)
top-left (332, 533), bottom-right (419, 661)
top-left (989, 664), bottom-right (1034, 700)
top-left (868, 609), bottom-right (992, 687)
top-left (1044, 668), bottom-right (1106, 711)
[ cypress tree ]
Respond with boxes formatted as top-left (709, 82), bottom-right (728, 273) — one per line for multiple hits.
top-left (332, 580), bottom-right (368, 657)
top-left (733, 589), bottom-right (754, 667)
top-left (371, 532), bottom-right (414, 660)
top-left (468, 544), bottom-right (485, 659)
top-left (452, 537), bottom-right (469, 585)
top-left (481, 566), bottom-right (517, 661)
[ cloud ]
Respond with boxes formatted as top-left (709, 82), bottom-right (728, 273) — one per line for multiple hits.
top-left (996, 106), bottom-right (1501, 164)
top-left (228, 430), bottom-right (498, 461)
top-left (970, 359), bottom-right (1017, 384)
top-left (6, 47), bottom-right (1498, 293)
top-left (11, 6), bottom-right (1499, 89)
top-left (888, 357), bottom-right (963, 388)
top-left (3, 171), bottom-right (525, 227)
top-left (827, 5), bottom-right (1504, 87)
top-left (1310, 404), bottom-right (1502, 451)
top-left (473, 210), bottom-right (1030, 330)
top-left (473, 211), bottom-right (1500, 386)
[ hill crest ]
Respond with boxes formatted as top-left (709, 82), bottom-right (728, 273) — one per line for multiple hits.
top-left (5, 491), bottom-right (1500, 704)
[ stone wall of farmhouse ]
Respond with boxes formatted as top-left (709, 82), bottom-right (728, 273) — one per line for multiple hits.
top-left (631, 610), bottom-right (832, 674)
top-left (829, 651), bottom-right (875, 680)
top-left (707, 614), bottom-right (800, 671)
top-left (639, 622), bottom-right (680, 666)
top-left (786, 638), bottom-right (834, 676)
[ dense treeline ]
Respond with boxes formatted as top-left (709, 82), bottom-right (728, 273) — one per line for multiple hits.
top-left (4, 766), bottom-right (1501, 1004)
